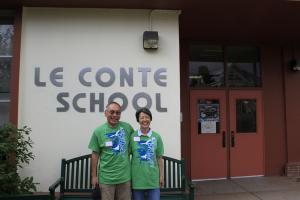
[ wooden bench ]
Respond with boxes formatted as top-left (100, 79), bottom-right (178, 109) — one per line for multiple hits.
top-left (49, 154), bottom-right (194, 200)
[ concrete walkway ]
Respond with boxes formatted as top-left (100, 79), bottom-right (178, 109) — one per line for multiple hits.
top-left (194, 176), bottom-right (300, 200)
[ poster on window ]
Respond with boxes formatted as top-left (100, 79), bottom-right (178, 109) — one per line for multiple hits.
top-left (199, 100), bottom-right (220, 134)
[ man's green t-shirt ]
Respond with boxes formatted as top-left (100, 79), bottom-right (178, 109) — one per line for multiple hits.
top-left (130, 130), bottom-right (164, 189)
top-left (88, 121), bottom-right (133, 184)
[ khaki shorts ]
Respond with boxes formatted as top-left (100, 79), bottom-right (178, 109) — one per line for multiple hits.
top-left (100, 180), bottom-right (131, 200)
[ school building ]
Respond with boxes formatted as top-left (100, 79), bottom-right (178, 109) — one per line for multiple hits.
top-left (1, 0), bottom-right (300, 192)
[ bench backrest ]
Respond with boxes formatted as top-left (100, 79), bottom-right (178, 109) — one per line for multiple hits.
top-left (60, 154), bottom-right (92, 193)
top-left (161, 156), bottom-right (185, 192)
top-left (60, 154), bottom-right (185, 193)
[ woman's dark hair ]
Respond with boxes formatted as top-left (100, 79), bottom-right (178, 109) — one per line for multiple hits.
top-left (135, 107), bottom-right (152, 122)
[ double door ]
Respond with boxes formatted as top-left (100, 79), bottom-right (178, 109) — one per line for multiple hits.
top-left (190, 90), bottom-right (264, 180)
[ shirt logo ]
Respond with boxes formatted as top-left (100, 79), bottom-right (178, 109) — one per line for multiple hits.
top-left (137, 137), bottom-right (156, 166)
top-left (105, 128), bottom-right (126, 156)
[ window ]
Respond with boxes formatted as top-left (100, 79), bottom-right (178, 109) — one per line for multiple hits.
top-left (236, 99), bottom-right (257, 133)
top-left (0, 17), bottom-right (14, 126)
top-left (189, 45), bottom-right (224, 87)
top-left (189, 45), bottom-right (261, 88)
top-left (227, 46), bottom-right (261, 87)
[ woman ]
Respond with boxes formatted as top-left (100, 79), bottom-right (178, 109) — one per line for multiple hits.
top-left (130, 107), bottom-right (164, 200)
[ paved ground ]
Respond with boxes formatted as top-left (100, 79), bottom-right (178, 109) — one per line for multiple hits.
top-left (194, 176), bottom-right (300, 200)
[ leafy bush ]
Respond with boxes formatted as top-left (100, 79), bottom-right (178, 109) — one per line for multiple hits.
top-left (0, 123), bottom-right (37, 194)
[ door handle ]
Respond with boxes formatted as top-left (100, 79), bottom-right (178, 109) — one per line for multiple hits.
top-left (231, 131), bottom-right (235, 147)
top-left (222, 131), bottom-right (226, 148)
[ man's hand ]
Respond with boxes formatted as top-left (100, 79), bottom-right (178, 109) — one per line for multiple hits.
top-left (92, 176), bottom-right (98, 188)
top-left (91, 152), bottom-right (100, 188)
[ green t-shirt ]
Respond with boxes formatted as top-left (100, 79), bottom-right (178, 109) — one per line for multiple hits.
top-left (130, 130), bottom-right (164, 189)
top-left (88, 121), bottom-right (134, 184)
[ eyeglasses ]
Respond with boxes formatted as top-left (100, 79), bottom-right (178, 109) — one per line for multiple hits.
top-left (107, 110), bottom-right (121, 116)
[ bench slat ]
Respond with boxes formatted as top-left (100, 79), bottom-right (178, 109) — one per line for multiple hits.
top-left (75, 160), bottom-right (79, 189)
top-left (71, 162), bottom-right (75, 189)
top-left (80, 159), bottom-right (84, 188)
top-left (173, 161), bottom-right (176, 188)
top-left (61, 159), bottom-right (66, 193)
top-left (84, 157), bottom-right (89, 189)
top-left (176, 163), bottom-right (181, 187)
top-left (168, 159), bottom-right (171, 188)
top-left (163, 158), bottom-right (167, 188)
top-left (66, 160), bottom-right (70, 190)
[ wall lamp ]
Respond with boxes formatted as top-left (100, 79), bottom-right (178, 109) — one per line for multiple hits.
top-left (143, 31), bottom-right (159, 49)
top-left (289, 58), bottom-right (300, 71)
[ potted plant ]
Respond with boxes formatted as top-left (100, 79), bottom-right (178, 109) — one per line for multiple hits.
top-left (0, 123), bottom-right (37, 196)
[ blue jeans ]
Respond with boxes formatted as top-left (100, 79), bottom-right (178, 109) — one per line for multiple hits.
top-left (132, 188), bottom-right (160, 200)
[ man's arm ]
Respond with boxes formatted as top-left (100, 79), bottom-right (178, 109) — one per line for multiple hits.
top-left (91, 151), bottom-right (99, 187)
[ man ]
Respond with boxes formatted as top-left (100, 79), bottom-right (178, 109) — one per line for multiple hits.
top-left (88, 102), bottom-right (134, 200)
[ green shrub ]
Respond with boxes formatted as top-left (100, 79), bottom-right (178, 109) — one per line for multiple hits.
top-left (0, 123), bottom-right (37, 194)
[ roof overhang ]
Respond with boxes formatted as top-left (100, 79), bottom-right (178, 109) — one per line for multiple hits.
top-left (1, 0), bottom-right (300, 43)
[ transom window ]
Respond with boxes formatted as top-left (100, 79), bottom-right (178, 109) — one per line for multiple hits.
top-left (189, 45), bottom-right (261, 88)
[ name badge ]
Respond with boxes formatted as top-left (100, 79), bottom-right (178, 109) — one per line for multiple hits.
top-left (134, 136), bottom-right (140, 142)
top-left (105, 141), bottom-right (113, 147)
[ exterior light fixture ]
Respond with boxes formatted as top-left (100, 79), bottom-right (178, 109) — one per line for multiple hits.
top-left (143, 31), bottom-right (159, 49)
top-left (289, 58), bottom-right (300, 71)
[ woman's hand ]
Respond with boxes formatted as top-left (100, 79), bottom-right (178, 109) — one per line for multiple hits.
top-left (160, 175), bottom-right (164, 188)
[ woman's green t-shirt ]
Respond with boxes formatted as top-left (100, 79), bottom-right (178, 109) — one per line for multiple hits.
top-left (130, 130), bottom-right (164, 189)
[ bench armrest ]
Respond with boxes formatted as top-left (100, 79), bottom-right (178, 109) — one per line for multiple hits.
top-left (187, 180), bottom-right (195, 200)
top-left (49, 177), bottom-right (64, 199)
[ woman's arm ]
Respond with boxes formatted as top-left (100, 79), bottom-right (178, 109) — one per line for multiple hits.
top-left (157, 156), bottom-right (164, 187)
